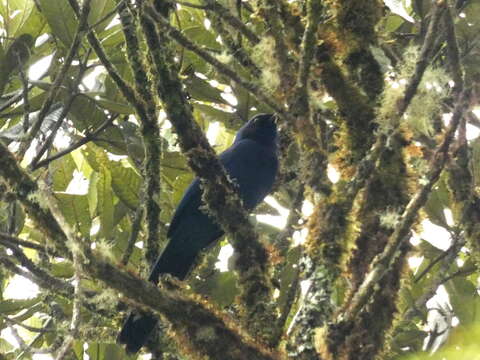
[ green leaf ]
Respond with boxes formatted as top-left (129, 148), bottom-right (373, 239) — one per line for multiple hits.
top-left (38, 0), bottom-right (77, 47)
top-left (383, 14), bottom-right (405, 32)
top-left (110, 163), bottom-right (141, 210)
top-left (50, 154), bottom-right (77, 192)
top-left (87, 0), bottom-right (116, 33)
top-left (390, 321), bottom-right (426, 353)
top-left (196, 271), bottom-right (239, 307)
top-left (95, 97), bottom-right (134, 114)
top-left (278, 246), bottom-right (301, 310)
top-left (383, 0), bottom-right (414, 22)
top-left (14, 3), bottom-right (47, 38)
top-left (471, 137), bottom-right (480, 189)
top-left (184, 74), bottom-right (229, 104)
top-left (0, 338), bottom-right (14, 353)
top-left (56, 193), bottom-right (91, 237)
top-left (0, 0), bottom-right (35, 37)
top-left (417, 239), bottom-right (443, 259)
top-left (193, 103), bottom-right (243, 132)
top-left (50, 262), bottom-right (74, 278)
top-left (182, 25), bottom-right (219, 49)
top-left (69, 95), bottom-right (108, 132)
top-left (445, 277), bottom-right (480, 326)
top-left (424, 176), bottom-right (450, 228)
top-left (88, 171), bottom-right (99, 218)
top-left (97, 166), bottom-right (115, 238)
top-left (83, 144), bottom-right (110, 172)
top-left (0, 297), bottom-right (40, 314)
top-left (94, 125), bottom-right (129, 156)
top-left (87, 343), bottom-right (125, 360)
top-left (73, 340), bottom-right (84, 360)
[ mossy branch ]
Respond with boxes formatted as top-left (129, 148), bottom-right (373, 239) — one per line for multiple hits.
top-left (202, 0), bottom-right (260, 44)
top-left (397, 1), bottom-right (447, 116)
top-left (0, 143), bottom-right (68, 254)
top-left (87, 256), bottom-right (279, 360)
top-left (343, 88), bottom-right (471, 323)
top-left (207, 12), bottom-right (261, 78)
top-left (140, 5), bottom-right (278, 345)
top-left (259, 0), bottom-right (295, 91)
top-left (118, 0), bottom-right (162, 267)
top-left (0, 133), bottom-right (281, 359)
top-left (443, 3), bottom-right (463, 93)
top-left (144, 4), bottom-right (289, 119)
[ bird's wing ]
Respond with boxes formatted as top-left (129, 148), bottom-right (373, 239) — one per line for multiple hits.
top-left (219, 139), bottom-right (278, 210)
top-left (167, 138), bottom-right (277, 236)
top-left (167, 178), bottom-right (202, 238)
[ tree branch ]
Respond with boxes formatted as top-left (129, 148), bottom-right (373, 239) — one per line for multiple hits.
top-left (17, 0), bottom-right (91, 160)
top-left (397, 1), bottom-right (447, 116)
top-left (259, 0), bottom-right (295, 90)
top-left (30, 113), bottom-right (118, 170)
top-left (118, 0), bottom-right (162, 267)
top-left (343, 88), bottom-right (471, 322)
top-left (202, 0), bottom-right (260, 44)
top-left (140, 4), bottom-right (279, 344)
top-left (144, 4), bottom-right (289, 119)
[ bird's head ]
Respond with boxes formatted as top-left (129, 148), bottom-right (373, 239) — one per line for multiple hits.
top-left (234, 113), bottom-right (278, 146)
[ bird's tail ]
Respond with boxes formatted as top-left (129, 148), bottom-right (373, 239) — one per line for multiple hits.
top-left (117, 245), bottom-right (196, 353)
top-left (117, 310), bottom-right (158, 354)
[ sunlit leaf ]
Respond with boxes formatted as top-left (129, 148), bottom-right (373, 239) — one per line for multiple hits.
top-left (110, 163), bottom-right (141, 210)
top-left (38, 0), bottom-right (77, 47)
top-left (56, 193), bottom-right (91, 237)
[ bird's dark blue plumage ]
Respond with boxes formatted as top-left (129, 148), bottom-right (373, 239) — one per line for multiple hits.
top-left (118, 113), bottom-right (278, 353)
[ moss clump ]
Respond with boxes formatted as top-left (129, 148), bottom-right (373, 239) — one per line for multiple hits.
top-left (252, 36), bottom-right (281, 92)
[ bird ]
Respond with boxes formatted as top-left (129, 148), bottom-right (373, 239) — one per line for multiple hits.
top-left (118, 113), bottom-right (279, 353)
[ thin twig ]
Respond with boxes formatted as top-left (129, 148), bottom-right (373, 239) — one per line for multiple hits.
top-left (405, 235), bottom-right (466, 320)
top-left (17, 51), bottom-right (30, 133)
top-left (0, 256), bottom-right (61, 293)
top-left (29, 54), bottom-right (90, 169)
top-left (54, 242), bottom-right (83, 360)
top-left (4, 243), bottom-right (72, 293)
top-left (202, 0), bottom-right (260, 44)
top-left (88, 0), bottom-right (125, 31)
top-left (121, 205), bottom-right (144, 266)
top-left (0, 314), bottom-right (53, 333)
top-left (296, 0), bottom-right (320, 94)
top-left (443, 3), bottom-right (463, 93)
top-left (439, 266), bottom-right (476, 285)
top-left (414, 237), bottom-right (455, 283)
top-left (31, 113), bottom-right (118, 170)
top-left (0, 231), bottom-right (55, 254)
top-left (15, 319), bottom-right (55, 359)
top-left (398, 1), bottom-right (447, 116)
top-left (176, 0), bottom-right (208, 10)
top-left (208, 12), bottom-right (261, 77)
top-left (145, 5), bottom-right (289, 119)
top-left (0, 85), bottom-right (33, 112)
top-left (17, 0), bottom-right (92, 160)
